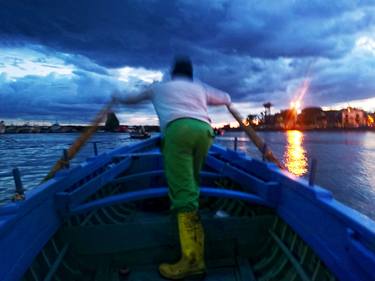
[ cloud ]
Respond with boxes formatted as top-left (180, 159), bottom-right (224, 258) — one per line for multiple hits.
top-left (0, 47), bottom-right (74, 78)
top-left (307, 48), bottom-right (375, 106)
top-left (0, 64), bottom-right (156, 123)
top-left (1, 1), bottom-right (372, 66)
top-left (117, 67), bottom-right (163, 83)
top-left (1, 0), bottom-right (375, 123)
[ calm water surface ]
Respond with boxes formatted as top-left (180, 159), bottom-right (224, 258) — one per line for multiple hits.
top-left (1, 132), bottom-right (374, 220)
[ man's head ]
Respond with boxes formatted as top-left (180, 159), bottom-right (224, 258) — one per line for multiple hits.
top-left (171, 56), bottom-right (193, 80)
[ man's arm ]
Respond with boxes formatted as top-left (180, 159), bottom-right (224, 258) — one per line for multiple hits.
top-left (204, 84), bottom-right (231, 106)
top-left (112, 89), bottom-right (152, 105)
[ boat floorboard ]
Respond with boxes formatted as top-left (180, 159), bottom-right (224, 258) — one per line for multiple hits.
top-left (94, 259), bottom-right (253, 281)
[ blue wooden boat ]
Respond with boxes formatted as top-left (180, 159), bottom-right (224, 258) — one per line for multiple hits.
top-left (1, 136), bottom-right (375, 281)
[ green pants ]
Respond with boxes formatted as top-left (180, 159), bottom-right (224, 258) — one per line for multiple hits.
top-left (163, 118), bottom-right (214, 212)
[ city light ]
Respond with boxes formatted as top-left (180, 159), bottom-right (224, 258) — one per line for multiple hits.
top-left (252, 119), bottom-right (260, 126)
top-left (290, 78), bottom-right (309, 114)
top-left (290, 100), bottom-right (301, 113)
top-left (368, 115), bottom-right (374, 126)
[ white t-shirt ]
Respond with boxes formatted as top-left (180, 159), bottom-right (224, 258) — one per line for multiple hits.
top-left (118, 77), bottom-right (231, 133)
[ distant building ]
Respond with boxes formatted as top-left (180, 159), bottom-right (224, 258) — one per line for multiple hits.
top-left (325, 110), bottom-right (342, 128)
top-left (247, 103), bottom-right (373, 130)
top-left (341, 107), bottom-right (367, 128)
top-left (275, 109), bottom-right (297, 129)
top-left (223, 124), bottom-right (232, 130)
top-left (116, 125), bottom-right (128, 132)
top-left (299, 107), bottom-right (326, 128)
top-left (273, 113), bottom-right (284, 129)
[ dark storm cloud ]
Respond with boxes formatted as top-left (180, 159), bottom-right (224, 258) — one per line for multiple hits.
top-left (1, 0), bottom-right (375, 122)
top-left (309, 53), bottom-right (375, 104)
top-left (1, 0), bottom-right (371, 67)
top-left (0, 69), bottom-right (152, 122)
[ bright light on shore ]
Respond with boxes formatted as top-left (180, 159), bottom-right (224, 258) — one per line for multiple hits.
top-left (290, 100), bottom-right (301, 113)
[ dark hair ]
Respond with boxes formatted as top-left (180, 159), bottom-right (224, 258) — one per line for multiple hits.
top-left (171, 56), bottom-right (193, 79)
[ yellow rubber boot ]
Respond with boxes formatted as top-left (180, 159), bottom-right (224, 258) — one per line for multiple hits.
top-left (159, 211), bottom-right (206, 280)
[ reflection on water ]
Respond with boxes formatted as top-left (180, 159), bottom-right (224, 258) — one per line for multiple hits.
top-left (284, 130), bottom-right (308, 176)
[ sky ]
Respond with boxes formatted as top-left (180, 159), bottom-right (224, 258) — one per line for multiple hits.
top-left (0, 0), bottom-right (375, 126)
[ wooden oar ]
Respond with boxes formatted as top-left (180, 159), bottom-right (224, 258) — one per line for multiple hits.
top-left (42, 100), bottom-right (115, 182)
top-left (226, 104), bottom-right (284, 169)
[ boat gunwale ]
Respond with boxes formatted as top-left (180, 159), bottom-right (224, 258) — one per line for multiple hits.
top-left (212, 143), bottom-right (375, 240)
top-left (1, 135), bottom-right (375, 281)
top-left (207, 143), bottom-right (375, 281)
top-left (0, 137), bottom-right (160, 281)
top-left (0, 137), bottom-right (158, 215)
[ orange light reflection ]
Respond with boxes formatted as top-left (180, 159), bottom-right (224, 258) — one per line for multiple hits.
top-left (284, 130), bottom-right (308, 176)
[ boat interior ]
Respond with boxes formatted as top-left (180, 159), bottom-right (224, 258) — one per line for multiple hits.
top-left (21, 143), bottom-right (336, 281)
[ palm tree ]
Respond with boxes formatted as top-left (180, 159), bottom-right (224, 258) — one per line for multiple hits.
top-left (263, 102), bottom-right (273, 125)
top-left (263, 102), bottom-right (272, 116)
top-left (247, 114), bottom-right (257, 126)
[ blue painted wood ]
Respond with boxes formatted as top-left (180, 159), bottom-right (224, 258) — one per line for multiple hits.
top-left (68, 187), bottom-right (272, 216)
top-left (346, 229), bottom-right (375, 280)
top-left (1, 135), bottom-right (375, 281)
top-left (308, 158), bottom-right (317, 186)
top-left (43, 243), bottom-right (69, 281)
top-left (210, 143), bottom-right (375, 281)
top-left (113, 151), bottom-right (162, 159)
top-left (62, 149), bottom-right (70, 169)
top-left (254, 169), bottom-right (375, 281)
top-left (0, 137), bottom-right (160, 216)
top-left (205, 155), bottom-right (281, 206)
top-left (210, 144), bottom-right (275, 181)
top-left (0, 196), bottom-right (61, 281)
top-left (68, 157), bottom-right (132, 207)
top-left (0, 154), bottom-right (116, 236)
top-left (12, 168), bottom-right (24, 196)
top-left (268, 230), bottom-right (310, 281)
top-left (0, 137), bottom-right (161, 281)
top-left (0, 154), bottom-right (111, 217)
top-left (110, 170), bottom-right (222, 185)
top-left (93, 141), bottom-right (98, 156)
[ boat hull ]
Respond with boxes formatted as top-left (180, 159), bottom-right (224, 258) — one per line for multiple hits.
top-left (0, 136), bottom-right (374, 281)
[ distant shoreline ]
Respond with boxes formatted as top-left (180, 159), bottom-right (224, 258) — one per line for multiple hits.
top-left (0, 125), bottom-right (160, 134)
top-left (221, 127), bottom-right (375, 132)
top-left (1, 126), bottom-right (375, 134)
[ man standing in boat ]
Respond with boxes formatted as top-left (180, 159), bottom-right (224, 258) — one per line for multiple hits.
top-left (112, 57), bottom-right (231, 279)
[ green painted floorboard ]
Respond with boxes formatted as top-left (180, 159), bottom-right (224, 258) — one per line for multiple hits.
top-left (122, 265), bottom-right (237, 281)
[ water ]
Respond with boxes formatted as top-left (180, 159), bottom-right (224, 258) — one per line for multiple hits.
top-left (1, 131), bottom-right (374, 220)
top-left (0, 133), bottom-right (141, 201)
